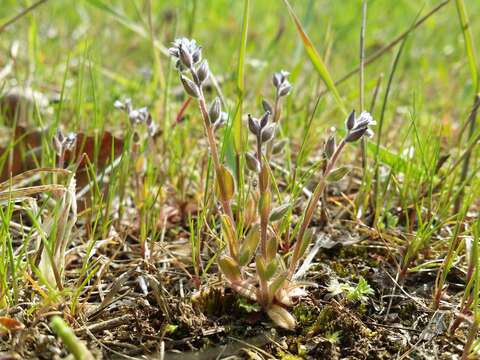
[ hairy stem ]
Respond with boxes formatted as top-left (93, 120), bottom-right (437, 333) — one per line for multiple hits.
top-left (288, 140), bottom-right (346, 279)
top-left (256, 136), bottom-right (270, 304)
top-left (266, 92), bottom-right (281, 159)
top-left (197, 88), bottom-right (236, 225)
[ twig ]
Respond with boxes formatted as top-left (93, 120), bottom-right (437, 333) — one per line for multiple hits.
top-left (75, 314), bottom-right (133, 335)
top-left (0, 0), bottom-right (49, 33)
top-left (317, 0), bottom-right (450, 98)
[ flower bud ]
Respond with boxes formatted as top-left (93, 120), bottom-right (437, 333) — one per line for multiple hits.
top-left (261, 123), bottom-right (276, 143)
top-left (168, 47), bottom-right (179, 57)
top-left (64, 133), bottom-right (77, 151)
top-left (180, 75), bottom-right (200, 98)
top-left (197, 60), bottom-right (210, 84)
top-left (262, 99), bottom-right (273, 114)
top-left (129, 109), bottom-right (140, 124)
top-left (248, 114), bottom-right (260, 136)
top-left (192, 47), bottom-right (202, 64)
top-left (175, 59), bottom-right (186, 72)
top-left (178, 45), bottom-right (193, 68)
top-left (346, 110), bottom-right (356, 130)
top-left (325, 134), bottom-right (336, 158)
top-left (272, 139), bottom-right (287, 155)
top-left (245, 152), bottom-right (260, 173)
top-left (213, 117), bottom-right (226, 132)
top-left (345, 127), bottom-right (368, 142)
top-left (278, 82), bottom-right (292, 97)
top-left (272, 72), bottom-right (282, 88)
top-left (259, 111), bottom-right (270, 128)
top-left (209, 97), bottom-right (221, 123)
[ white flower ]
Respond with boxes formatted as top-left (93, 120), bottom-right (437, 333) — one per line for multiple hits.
top-left (345, 110), bottom-right (376, 142)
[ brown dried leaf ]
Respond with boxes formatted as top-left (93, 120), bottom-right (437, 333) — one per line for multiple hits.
top-left (0, 317), bottom-right (25, 333)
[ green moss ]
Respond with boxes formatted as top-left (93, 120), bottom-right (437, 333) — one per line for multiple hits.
top-left (277, 348), bottom-right (304, 360)
top-left (315, 305), bottom-right (336, 333)
top-left (293, 303), bottom-right (316, 326)
top-left (330, 261), bottom-right (348, 277)
top-left (280, 355), bottom-right (303, 360)
top-left (357, 302), bottom-right (368, 316)
top-left (292, 302), bottom-right (321, 336)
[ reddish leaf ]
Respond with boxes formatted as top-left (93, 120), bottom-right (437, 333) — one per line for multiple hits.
top-left (0, 317), bottom-right (25, 334)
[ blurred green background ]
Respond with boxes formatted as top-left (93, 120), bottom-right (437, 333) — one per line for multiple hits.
top-left (0, 0), bottom-right (478, 149)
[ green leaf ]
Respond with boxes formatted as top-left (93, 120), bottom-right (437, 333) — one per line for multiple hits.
top-left (256, 256), bottom-right (267, 281)
top-left (218, 256), bottom-right (241, 283)
top-left (266, 304), bottom-right (296, 330)
top-left (269, 203), bottom-right (291, 222)
top-left (265, 260), bottom-right (278, 280)
top-left (269, 272), bottom-right (288, 296)
top-left (217, 165), bottom-right (235, 200)
top-left (299, 228), bottom-right (315, 259)
top-left (231, 0), bottom-right (249, 157)
top-left (221, 214), bottom-right (238, 259)
top-left (256, 256), bottom-right (277, 281)
top-left (237, 298), bottom-right (261, 313)
top-left (326, 166), bottom-right (351, 182)
top-left (258, 190), bottom-right (271, 220)
top-left (239, 224), bottom-right (260, 266)
top-left (266, 237), bottom-right (278, 263)
top-left (283, 0), bottom-right (346, 114)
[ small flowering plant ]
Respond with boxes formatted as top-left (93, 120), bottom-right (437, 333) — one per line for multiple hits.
top-left (170, 37), bottom-right (375, 330)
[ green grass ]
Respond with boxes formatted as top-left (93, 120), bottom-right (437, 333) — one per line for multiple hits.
top-left (0, 0), bottom-right (480, 358)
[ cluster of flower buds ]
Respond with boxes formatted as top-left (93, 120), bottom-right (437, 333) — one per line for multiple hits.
top-left (272, 70), bottom-right (292, 98)
top-left (208, 97), bottom-right (227, 132)
top-left (262, 99), bottom-right (288, 156)
top-left (245, 111), bottom-right (276, 173)
top-left (169, 38), bottom-right (210, 99)
top-left (114, 99), bottom-right (156, 136)
top-left (248, 112), bottom-right (275, 143)
top-left (53, 130), bottom-right (77, 155)
top-left (344, 110), bottom-right (375, 142)
top-left (168, 38), bottom-right (202, 72)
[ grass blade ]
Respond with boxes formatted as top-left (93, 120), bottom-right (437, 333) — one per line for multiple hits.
top-left (455, 0), bottom-right (479, 92)
top-left (317, 0), bottom-right (450, 97)
top-left (86, 0), bottom-right (169, 56)
top-left (282, 0), bottom-right (346, 114)
top-left (233, 0), bottom-right (249, 154)
top-left (230, 0), bottom-right (250, 171)
top-left (454, 0), bottom-right (479, 212)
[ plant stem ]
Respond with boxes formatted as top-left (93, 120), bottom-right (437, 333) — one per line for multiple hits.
top-left (256, 136), bottom-right (270, 304)
top-left (197, 88), bottom-right (236, 225)
top-left (257, 138), bottom-right (266, 254)
top-left (288, 139), bottom-right (346, 279)
top-left (50, 316), bottom-right (95, 360)
top-left (462, 320), bottom-right (478, 360)
top-left (266, 92), bottom-right (280, 159)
